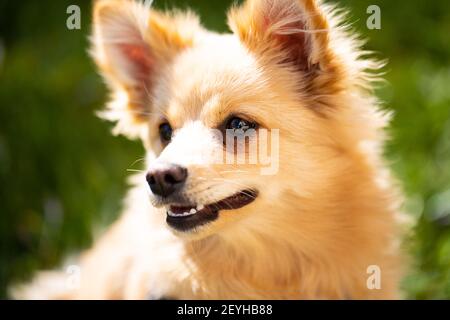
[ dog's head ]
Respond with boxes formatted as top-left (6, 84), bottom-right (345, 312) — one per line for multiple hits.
top-left (91, 0), bottom-right (383, 239)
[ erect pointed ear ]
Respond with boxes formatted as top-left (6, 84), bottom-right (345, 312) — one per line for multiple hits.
top-left (91, 0), bottom-right (201, 138)
top-left (227, 0), bottom-right (335, 74)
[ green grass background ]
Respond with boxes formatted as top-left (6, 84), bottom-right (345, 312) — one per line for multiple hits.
top-left (0, 0), bottom-right (449, 299)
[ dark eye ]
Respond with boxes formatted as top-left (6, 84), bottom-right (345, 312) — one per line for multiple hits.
top-left (226, 117), bottom-right (257, 132)
top-left (159, 122), bottom-right (173, 143)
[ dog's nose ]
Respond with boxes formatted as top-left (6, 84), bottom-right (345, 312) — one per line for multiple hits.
top-left (146, 164), bottom-right (187, 197)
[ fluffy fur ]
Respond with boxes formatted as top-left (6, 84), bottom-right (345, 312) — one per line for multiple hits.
top-left (14, 0), bottom-right (404, 299)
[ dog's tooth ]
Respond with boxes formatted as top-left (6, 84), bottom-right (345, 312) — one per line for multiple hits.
top-left (190, 208), bottom-right (197, 214)
top-left (183, 211), bottom-right (190, 216)
top-left (197, 204), bottom-right (204, 211)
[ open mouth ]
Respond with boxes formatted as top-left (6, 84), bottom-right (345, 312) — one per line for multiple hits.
top-left (165, 189), bottom-right (258, 232)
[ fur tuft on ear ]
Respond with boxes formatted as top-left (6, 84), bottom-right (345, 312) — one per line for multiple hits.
top-left (228, 0), bottom-right (335, 74)
top-left (91, 0), bottom-right (201, 138)
top-left (227, 0), bottom-right (384, 99)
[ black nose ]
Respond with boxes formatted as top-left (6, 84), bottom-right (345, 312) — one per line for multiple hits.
top-left (146, 164), bottom-right (187, 197)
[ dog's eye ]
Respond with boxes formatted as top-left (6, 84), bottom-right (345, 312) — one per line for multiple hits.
top-left (226, 117), bottom-right (257, 132)
top-left (159, 122), bottom-right (173, 143)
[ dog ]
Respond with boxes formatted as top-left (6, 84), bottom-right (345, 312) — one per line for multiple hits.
top-left (15, 0), bottom-right (404, 299)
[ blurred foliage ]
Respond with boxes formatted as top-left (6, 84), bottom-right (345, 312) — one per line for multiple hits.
top-left (0, 0), bottom-right (449, 299)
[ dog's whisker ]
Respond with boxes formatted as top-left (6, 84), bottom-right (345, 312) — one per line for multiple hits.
top-left (126, 169), bottom-right (145, 173)
top-left (129, 157), bottom-right (146, 168)
top-left (219, 198), bottom-right (236, 211)
top-left (237, 190), bottom-right (258, 200)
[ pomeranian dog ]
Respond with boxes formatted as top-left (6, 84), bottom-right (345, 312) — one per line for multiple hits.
top-left (16, 0), bottom-right (404, 299)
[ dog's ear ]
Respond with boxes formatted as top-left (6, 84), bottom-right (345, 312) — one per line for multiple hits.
top-left (91, 0), bottom-right (200, 138)
top-left (228, 0), bottom-right (336, 76)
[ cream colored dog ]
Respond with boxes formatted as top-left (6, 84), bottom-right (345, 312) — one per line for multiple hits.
top-left (16, 0), bottom-right (404, 299)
